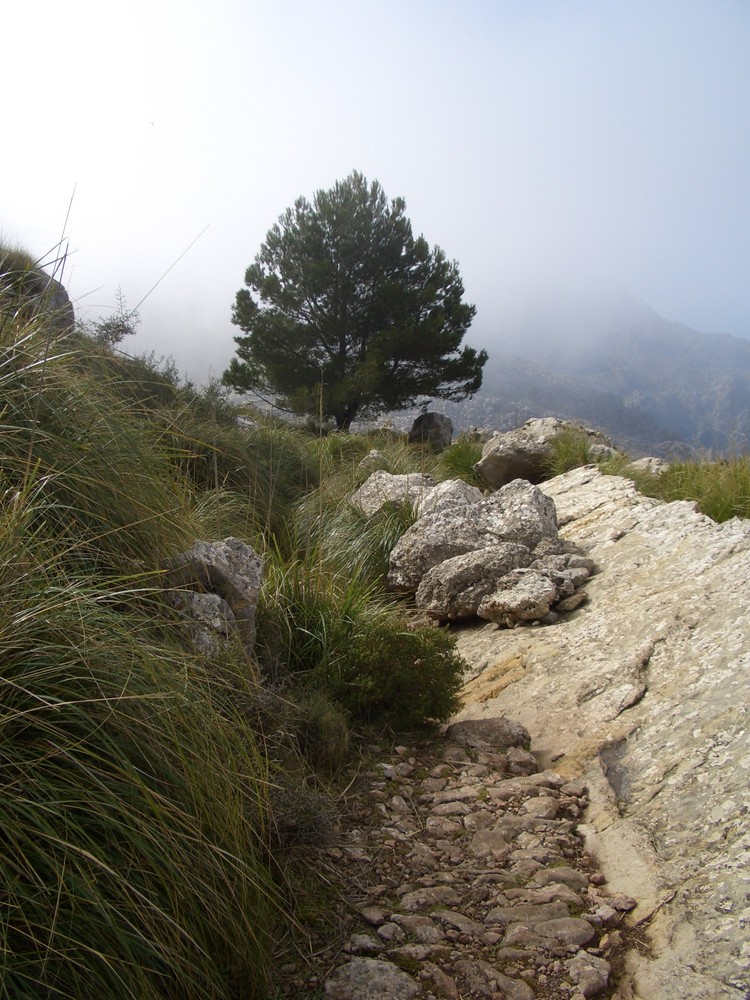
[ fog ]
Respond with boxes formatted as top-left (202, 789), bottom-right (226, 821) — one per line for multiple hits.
top-left (3, 0), bottom-right (749, 383)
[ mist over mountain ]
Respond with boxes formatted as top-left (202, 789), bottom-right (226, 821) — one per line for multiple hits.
top-left (448, 287), bottom-right (750, 457)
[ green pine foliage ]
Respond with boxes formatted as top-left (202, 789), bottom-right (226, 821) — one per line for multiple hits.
top-left (224, 172), bottom-right (486, 430)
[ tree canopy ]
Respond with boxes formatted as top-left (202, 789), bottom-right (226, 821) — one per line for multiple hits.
top-left (223, 171), bottom-right (487, 430)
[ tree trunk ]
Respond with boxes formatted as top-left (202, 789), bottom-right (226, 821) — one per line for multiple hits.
top-left (336, 401), bottom-right (360, 431)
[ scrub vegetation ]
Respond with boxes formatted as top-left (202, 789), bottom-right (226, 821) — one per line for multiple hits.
top-left (0, 247), bottom-right (467, 997)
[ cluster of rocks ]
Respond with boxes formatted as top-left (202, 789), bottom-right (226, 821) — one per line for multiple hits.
top-left (276, 718), bottom-right (634, 999)
top-left (352, 473), bottom-right (594, 626)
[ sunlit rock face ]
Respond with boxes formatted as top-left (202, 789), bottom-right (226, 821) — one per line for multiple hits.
top-left (452, 465), bottom-right (750, 1000)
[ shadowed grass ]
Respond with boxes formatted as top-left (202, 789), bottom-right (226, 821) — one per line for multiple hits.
top-left (0, 484), bottom-right (277, 998)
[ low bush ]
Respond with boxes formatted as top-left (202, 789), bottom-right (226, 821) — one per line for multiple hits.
top-left (256, 554), bottom-right (464, 730)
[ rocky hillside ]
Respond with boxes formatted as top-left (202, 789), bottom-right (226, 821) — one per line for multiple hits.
top-left (454, 466), bottom-right (750, 999)
top-left (444, 290), bottom-right (750, 457)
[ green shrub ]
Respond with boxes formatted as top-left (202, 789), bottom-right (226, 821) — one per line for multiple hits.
top-left (315, 617), bottom-right (464, 730)
top-left (256, 554), bottom-right (464, 730)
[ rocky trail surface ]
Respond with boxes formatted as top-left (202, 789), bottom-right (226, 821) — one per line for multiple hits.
top-left (273, 721), bottom-right (637, 1000)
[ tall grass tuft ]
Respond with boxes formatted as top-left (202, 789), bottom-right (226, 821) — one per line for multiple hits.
top-left (0, 485), bottom-right (276, 998)
top-left (637, 455), bottom-right (750, 523)
top-left (542, 428), bottom-right (595, 479)
top-left (436, 432), bottom-right (484, 487)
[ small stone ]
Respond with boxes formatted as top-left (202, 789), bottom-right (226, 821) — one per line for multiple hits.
top-left (534, 918), bottom-right (597, 948)
top-left (359, 906), bottom-right (388, 926)
top-left (347, 933), bottom-right (384, 954)
top-left (376, 922), bottom-right (405, 942)
top-left (566, 952), bottom-right (611, 996)
top-left (400, 885), bottom-right (461, 911)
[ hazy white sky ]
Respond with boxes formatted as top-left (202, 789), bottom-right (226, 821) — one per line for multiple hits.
top-left (3, 0), bottom-right (749, 381)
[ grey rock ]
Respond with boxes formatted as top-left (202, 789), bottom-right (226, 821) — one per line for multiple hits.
top-left (454, 464), bottom-right (750, 997)
top-left (413, 478), bottom-right (483, 518)
top-left (528, 866), bottom-right (590, 894)
top-left (163, 537), bottom-right (262, 652)
top-left (478, 567), bottom-right (559, 625)
top-left (408, 412), bottom-right (454, 449)
top-left (445, 717), bottom-right (531, 750)
top-left (415, 543), bottom-right (532, 620)
top-left (391, 914), bottom-right (445, 944)
top-left (351, 470), bottom-right (435, 517)
top-left (533, 917), bottom-right (597, 948)
top-left (627, 455), bottom-right (670, 476)
top-left (567, 952), bottom-right (612, 996)
top-left (400, 885), bottom-right (461, 911)
top-left (453, 958), bottom-right (535, 999)
top-left (324, 957), bottom-right (422, 999)
top-left (388, 480), bottom-right (558, 594)
top-left (473, 418), bottom-right (616, 490)
top-left (165, 591), bottom-right (236, 656)
top-left (470, 829), bottom-right (511, 858)
top-left (488, 901), bottom-right (570, 926)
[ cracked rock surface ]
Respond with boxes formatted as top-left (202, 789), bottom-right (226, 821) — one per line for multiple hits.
top-left (454, 466), bottom-right (750, 999)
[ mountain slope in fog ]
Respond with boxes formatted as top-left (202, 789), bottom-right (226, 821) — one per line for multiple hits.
top-left (450, 289), bottom-right (750, 456)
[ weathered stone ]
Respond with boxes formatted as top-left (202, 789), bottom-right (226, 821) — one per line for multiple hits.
top-left (415, 544), bottom-right (532, 619)
top-left (165, 591), bottom-right (236, 656)
top-left (324, 957), bottom-right (422, 999)
top-left (487, 901), bottom-right (570, 926)
top-left (520, 796), bottom-right (560, 819)
top-left (445, 717), bottom-right (530, 750)
top-left (454, 464), bottom-right (750, 997)
top-left (528, 866), bottom-right (590, 894)
top-left (567, 951), bottom-right (612, 996)
top-left (626, 455), bottom-right (670, 476)
top-left (347, 933), bottom-right (384, 954)
top-left (388, 480), bottom-right (559, 594)
top-left (408, 412), bottom-right (454, 449)
top-left (413, 478), bottom-right (484, 518)
top-left (351, 470), bottom-right (435, 517)
top-left (163, 537), bottom-right (262, 652)
top-left (399, 885), bottom-right (461, 911)
top-left (453, 958), bottom-right (535, 999)
top-left (532, 917), bottom-right (596, 948)
top-left (391, 914), bottom-right (445, 944)
top-left (473, 417), bottom-right (615, 490)
top-left (478, 568), bottom-right (558, 625)
top-left (419, 961), bottom-right (459, 999)
top-left (431, 908), bottom-right (486, 936)
top-left (470, 829), bottom-right (511, 858)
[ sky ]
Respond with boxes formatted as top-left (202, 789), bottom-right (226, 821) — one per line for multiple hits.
top-left (3, 0), bottom-right (749, 383)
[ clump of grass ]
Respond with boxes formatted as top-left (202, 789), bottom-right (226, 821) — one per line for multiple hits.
top-left (638, 455), bottom-right (750, 523)
top-left (0, 485), bottom-right (277, 998)
top-left (542, 428), bottom-right (595, 478)
top-left (436, 431), bottom-right (484, 487)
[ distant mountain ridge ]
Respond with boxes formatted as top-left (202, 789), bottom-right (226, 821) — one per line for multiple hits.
top-left (445, 290), bottom-right (750, 457)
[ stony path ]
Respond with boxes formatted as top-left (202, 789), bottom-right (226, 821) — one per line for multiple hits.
top-left (273, 719), bottom-right (637, 999)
